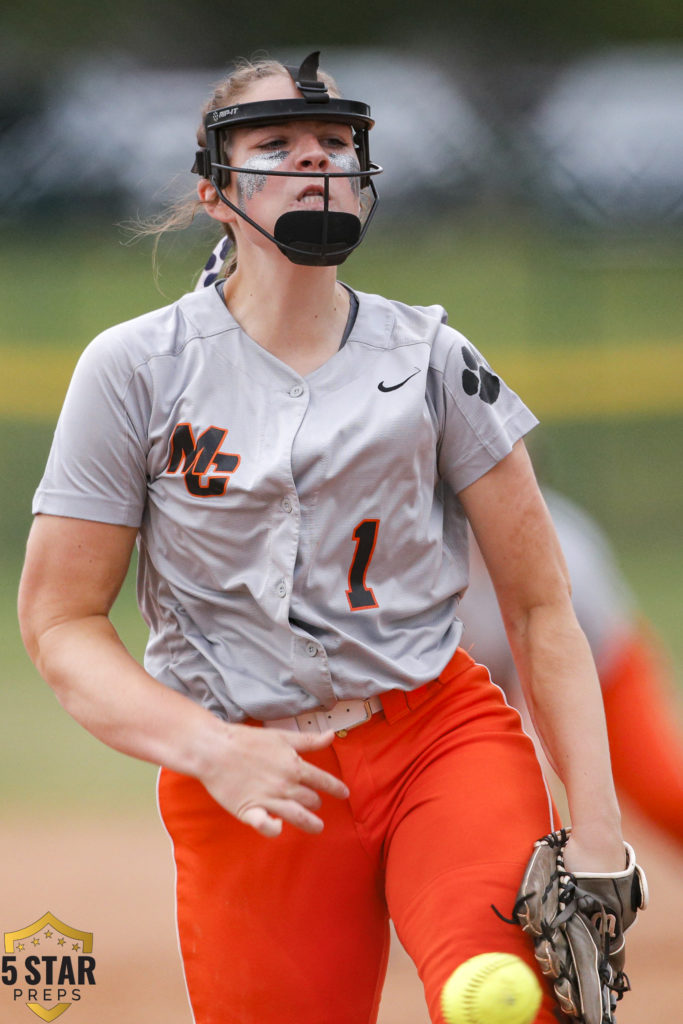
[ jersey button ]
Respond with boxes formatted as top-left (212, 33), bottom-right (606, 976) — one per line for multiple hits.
top-left (276, 579), bottom-right (287, 598)
top-left (305, 642), bottom-right (319, 657)
top-left (289, 384), bottom-right (304, 398)
top-left (281, 497), bottom-right (293, 513)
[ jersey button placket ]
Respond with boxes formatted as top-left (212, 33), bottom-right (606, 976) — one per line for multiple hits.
top-left (278, 383), bottom-right (302, 607)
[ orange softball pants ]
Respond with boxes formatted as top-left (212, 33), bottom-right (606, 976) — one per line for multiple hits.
top-left (602, 627), bottom-right (683, 848)
top-left (158, 649), bottom-right (561, 1024)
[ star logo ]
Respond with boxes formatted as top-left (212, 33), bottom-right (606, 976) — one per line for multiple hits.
top-left (3, 912), bottom-right (96, 1021)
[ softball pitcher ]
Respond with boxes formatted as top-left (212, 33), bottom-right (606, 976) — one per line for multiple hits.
top-left (19, 51), bottom-right (636, 1024)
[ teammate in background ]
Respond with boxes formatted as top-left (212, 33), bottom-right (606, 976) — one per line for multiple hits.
top-left (460, 485), bottom-right (683, 850)
top-left (18, 52), bottom-right (635, 1024)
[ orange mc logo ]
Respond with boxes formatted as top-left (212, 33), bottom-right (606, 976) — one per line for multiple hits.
top-left (2, 912), bottom-right (96, 1021)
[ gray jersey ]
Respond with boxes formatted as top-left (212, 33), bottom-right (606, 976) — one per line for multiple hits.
top-left (33, 286), bottom-right (537, 722)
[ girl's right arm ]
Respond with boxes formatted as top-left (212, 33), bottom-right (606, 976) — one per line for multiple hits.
top-left (18, 514), bottom-right (348, 837)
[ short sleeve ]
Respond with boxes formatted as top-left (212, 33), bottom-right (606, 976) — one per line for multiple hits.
top-left (32, 330), bottom-right (151, 527)
top-left (433, 329), bottom-right (539, 493)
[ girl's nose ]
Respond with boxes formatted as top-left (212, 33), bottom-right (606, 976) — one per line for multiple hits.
top-left (294, 135), bottom-right (330, 171)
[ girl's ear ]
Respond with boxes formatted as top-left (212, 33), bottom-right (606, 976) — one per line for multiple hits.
top-left (197, 179), bottom-right (236, 225)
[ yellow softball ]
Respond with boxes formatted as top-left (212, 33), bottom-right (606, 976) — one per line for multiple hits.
top-left (440, 952), bottom-right (542, 1024)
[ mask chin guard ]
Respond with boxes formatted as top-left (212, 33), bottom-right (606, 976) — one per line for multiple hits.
top-left (273, 211), bottom-right (362, 266)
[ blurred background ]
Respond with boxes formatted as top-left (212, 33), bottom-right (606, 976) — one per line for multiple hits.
top-left (1, 3), bottom-right (682, 1022)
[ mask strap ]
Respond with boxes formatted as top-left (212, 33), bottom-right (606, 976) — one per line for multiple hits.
top-left (284, 51), bottom-right (329, 103)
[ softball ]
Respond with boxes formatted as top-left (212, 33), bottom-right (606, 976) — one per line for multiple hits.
top-left (440, 952), bottom-right (542, 1024)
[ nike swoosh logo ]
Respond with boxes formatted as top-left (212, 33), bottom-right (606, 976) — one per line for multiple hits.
top-left (377, 368), bottom-right (421, 393)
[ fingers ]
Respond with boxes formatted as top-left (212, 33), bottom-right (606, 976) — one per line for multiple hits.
top-left (287, 783), bottom-right (323, 810)
top-left (267, 798), bottom-right (327, 834)
top-left (299, 760), bottom-right (349, 801)
top-left (240, 797), bottom-right (324, 837)
top-left (240, 806), bottom-right (283, 838)
top-left (291, 729), bottom-right (337, 751)
top-left (237, 738), bottom-right (348, 837)
top-left (202, 723), bottom-right (350, 838)
top-left (286, 731), bottom-right (350, 801)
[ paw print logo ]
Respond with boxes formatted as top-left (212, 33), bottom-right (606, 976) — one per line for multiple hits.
top-left (200, 237), bottom-right (233, 288)
top-left (461, 345), bottom-right (500, 405)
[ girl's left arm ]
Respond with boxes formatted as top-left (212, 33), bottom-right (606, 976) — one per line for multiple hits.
top-left (458, 439), bottom-right (625, 873)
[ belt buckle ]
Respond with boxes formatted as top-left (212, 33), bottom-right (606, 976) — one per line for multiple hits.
top-left (335, 698), bottom-right (375, 738)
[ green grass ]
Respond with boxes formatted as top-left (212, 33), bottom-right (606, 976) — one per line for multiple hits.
top-left (2, 216), bottom-right (682, 352)
top-left (346, 216), bottom-right (683, 350)
top-left (3, 217), bottom-right (682, 809)
top-left (531, 415), bottom-right (683, 671)
top-left (0, 225), bottom-right (208, 350)
top-left (2, 571), bottom-right (159, 813)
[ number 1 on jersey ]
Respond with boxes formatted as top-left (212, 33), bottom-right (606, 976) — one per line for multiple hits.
top-left (346, 519), bottom-right (380, 611)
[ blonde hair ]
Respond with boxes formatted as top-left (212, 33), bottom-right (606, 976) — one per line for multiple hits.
top-left (134, 56), bottom-right (341, 280)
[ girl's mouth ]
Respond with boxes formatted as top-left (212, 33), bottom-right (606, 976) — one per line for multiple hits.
top-left (296, 185), bottom-right (326, 204)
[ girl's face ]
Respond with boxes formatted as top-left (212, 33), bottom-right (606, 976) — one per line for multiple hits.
top-left (223, 74), bottom-right (362, 240)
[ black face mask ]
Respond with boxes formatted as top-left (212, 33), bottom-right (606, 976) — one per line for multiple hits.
top-left (191, 51), bottom-right (382, 266)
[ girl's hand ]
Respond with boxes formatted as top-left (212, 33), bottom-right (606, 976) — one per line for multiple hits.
top-left (198, 724), bottom-right (349, 837)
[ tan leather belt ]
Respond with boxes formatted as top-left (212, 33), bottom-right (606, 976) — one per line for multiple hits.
top-left (263, 695), bottom-right (384, 738)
